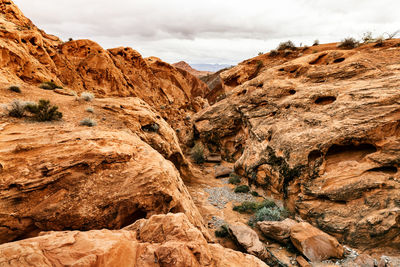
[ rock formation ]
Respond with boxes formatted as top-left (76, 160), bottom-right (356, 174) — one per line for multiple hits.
top-left (173, 61), bottom-right (213, 77)
top-left (194, 40), bottom-right (400, 253)
top-left (0, 213), bottom-right (267, 267)
top-left (0, 1), bottom-right (208, 113)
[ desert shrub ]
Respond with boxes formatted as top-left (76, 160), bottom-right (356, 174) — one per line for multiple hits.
top-left (8, 85), bottom-right (21, 93)
top-left (191, 143), bottom-right (205, 164)
top-left (25, 99), bottom-right (62, 121)
top-left (269, 49), bottom-right (279, 57)
top-left (251, 191), bottom-right (260, 197)
top-left (233, 199), bottom-right (277, 214)
top-left (86, 107), bottom-right (94, 113)
top-left (248, 206), bottom-right (289, 226)
top-left (362, 31), bottom-right (374, 43)
top-left (80, 92), bottom-right (95, 102)
top-left (39, 81), bottom-right (63, 90)
top-left (258, 52), bottom-right (264, 56)
top-left (337, 37), bottom-right (359, 49)
top-left (312, 39), bottom-right (319, 46)
top-left (7, 100), bottom-right (27, 118)
top-left (384, 30), bottom-right (399, 40)
top-left (214, 225), bottom-right (230, 238)
top-left (228, 173), bottom-right (241, 185)
top-left (234, 185), bottom-right (250, 193)
top-left (277, 40), bottom-right (296, 51)
top-left (80, 117), bottom-right (97, 127)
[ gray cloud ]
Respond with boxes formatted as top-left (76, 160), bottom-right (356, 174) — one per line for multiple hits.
top-left (13, 0), bottom-right (400, 64)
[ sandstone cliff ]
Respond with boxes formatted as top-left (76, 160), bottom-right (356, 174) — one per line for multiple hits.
top-left (173, 61), bottom-right (213, 77)
top-left (194, 39), bottom-right (400, 254)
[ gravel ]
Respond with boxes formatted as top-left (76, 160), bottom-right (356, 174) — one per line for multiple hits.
top-left (207, 216), bottom-right (226, 229)
top-left (204, 186), bottom-right (255, 209)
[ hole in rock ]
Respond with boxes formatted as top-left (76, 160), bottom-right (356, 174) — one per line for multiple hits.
top-left (278, 68), bottom-right (284, 71)
top-left (256, 83), bottom-right (263, 88)
top-left (367, 166), bottom-right (397, 174)
top-left (289, 89), bottom-right (296, 95)
top-left (120, 209), bottom-right (147, 228)
top-left (326, 143), bottom-right (377, 164)
top-left (333, 58), bottom-right (345, 63)
top-left (290, 69), bottom-right (297, 73)
top-left (308, 150), bottom-right (322, 163)
top-left (21, 39), bottom-right (27, 44)
top-left (315, 96), bottom-right (336, 105)
top-left (29, 38), bottom-right (36, 46)
top-left (309, 53), bottom-right (327, 65)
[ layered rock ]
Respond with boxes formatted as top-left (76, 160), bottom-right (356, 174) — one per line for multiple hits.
top-left (173, 61), bottom-right (213, 77)
top-left (194, 40), bottom-right (400, 252)
top-left (0, 213), bottom-right (267, 267)
top-left (0, 1), bottom-right (208, 112)
top-left (0, 85), bottom-right (208, 244)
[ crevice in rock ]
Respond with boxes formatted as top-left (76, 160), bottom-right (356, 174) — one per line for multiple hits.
top-left (309, 53), bottom-right (327, 65)
top-left (314, 96), bottom-right (336, 105)
top-left (367, 166), bottom-right (397, 174)
top-left (120, 209), bottom-right (147, 228)
top-left (333, 57), bottom-right (345, 63)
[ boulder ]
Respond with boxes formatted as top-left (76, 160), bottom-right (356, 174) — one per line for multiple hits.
top-left (257, 218), bottom-right (297, 243)
top-left (0, 213), bottom-right (268, 267)
top-left (214, 165), bottom-right (233, 178)
top-left (290, 222), bottom-right (344, 261)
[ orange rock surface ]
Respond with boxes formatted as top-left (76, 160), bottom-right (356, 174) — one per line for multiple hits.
top-left (173, 61), bottom-right (213, 78)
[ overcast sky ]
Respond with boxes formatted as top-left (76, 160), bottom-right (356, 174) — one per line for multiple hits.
top-left (13, 0), bottom-right (400, 65)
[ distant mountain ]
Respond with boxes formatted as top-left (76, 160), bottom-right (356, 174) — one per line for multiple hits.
top-left (172, 61), bottom-right (213, 77)
top-left (190, 63), bottom-right (232, 72)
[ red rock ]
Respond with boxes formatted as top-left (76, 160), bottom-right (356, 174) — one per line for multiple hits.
top-left (290, 222), bottom-right (344, 261)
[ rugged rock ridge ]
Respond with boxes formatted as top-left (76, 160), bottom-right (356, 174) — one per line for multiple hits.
top-left (194, 40), bottom-right (400, 253)
top-left (0, 213), bottom-right (267, 267)
top-left (0, 1), bottom-right (208, 111)
top-left (172, 61), bottom-right (213, 77)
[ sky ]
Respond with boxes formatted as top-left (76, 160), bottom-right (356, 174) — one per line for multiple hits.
top-left (13, 0), bottom-right (400, 65)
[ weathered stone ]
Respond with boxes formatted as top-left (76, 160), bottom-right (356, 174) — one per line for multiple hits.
top-left (214, 165), bottom-right (233, 178)
top-left (257, 218), bottom-right (297, 243)
top-left (290, 222), bottom-right (344, 261)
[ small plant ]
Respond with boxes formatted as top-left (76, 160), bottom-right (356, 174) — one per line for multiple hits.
top-left (258, 52), bottom-right (264, 56)
top-left (86, 107), bottom-right (94, 113)
top-left (233, 199), bottom-right (277, 214)
top-left (248, 206), bottom-right (289, 226)
top-left (80, 92), bottom-right (95, 102)
top-left (191, 143), bottom-right (205, 164)
top-left (251, 191), bottom-right (260, 197)
top-left (228, 173), bottom-right (241, 185)
top-left (25, 99), bottom-right (62, 121)
top-left (269, 49), bottom-right (279, 57)
top-left (337, 37), bottom-right (359, 49)
top-left (7, 100), bottom-right (27, 118)
top-left (8, 85), bottom-right (21, 93)
top-left (214, 225), bottom-right (230, 238)
top-left (234, 185), bottom-right (250, 193)
top-left (80, 117), bottom-right (97, 127)
top-left (312, 39), bottom-right (319, 46)
top-left (277, 40), bottom-right (296, 51)
top-left (39, 81), bottom-right (63, 90)
top-left (362, 31), bottom-right (374, 43)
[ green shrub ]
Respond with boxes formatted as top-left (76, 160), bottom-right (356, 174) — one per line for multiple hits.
top-left (7, 100), bottom-right (27, 118)
top-left (277, 40), bottom-right (296, 51)
top-left (338, 37), bottom-right (359, 49)
top-left (215, 225), bottom-right (229, 238)
top-left (8, 85), bottom-right (21, 93)
top-left (233, 199), bottom-right (277, 214)
top-left (80, 117), bottom-right (97, 127)
top-left (234, 185), bottom-right (249, 193)
top-left (269, 49), bottom-right (279, 57)
top-left (39, 81), bottom-right (63, 90)
top-left (25, 99), bottom-right (62, 121)
top-left (250, 191), bottom-right (260, 197)
top-left (191, 143), bottom-right (205, 164)
top-left (228, 173), bottom-right (241, 184)
top-left (80, 92), bottom-right (95, 101)
top-left (248, 206), bottom-right (290, 226)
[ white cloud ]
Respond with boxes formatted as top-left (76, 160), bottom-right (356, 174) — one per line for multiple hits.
top-left (13, 0), bottom-right (400, 64)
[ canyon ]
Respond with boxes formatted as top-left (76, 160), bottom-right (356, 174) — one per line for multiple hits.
top-left (0, 1), bottom-right (399, 266)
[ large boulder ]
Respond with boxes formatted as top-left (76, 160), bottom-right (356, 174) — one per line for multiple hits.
top-left (257, 218), bottom-right (297, 243)
top-left (290, 222), bottom-right (344, 262)
top-left (0, 213), bottom-right (268, 267)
